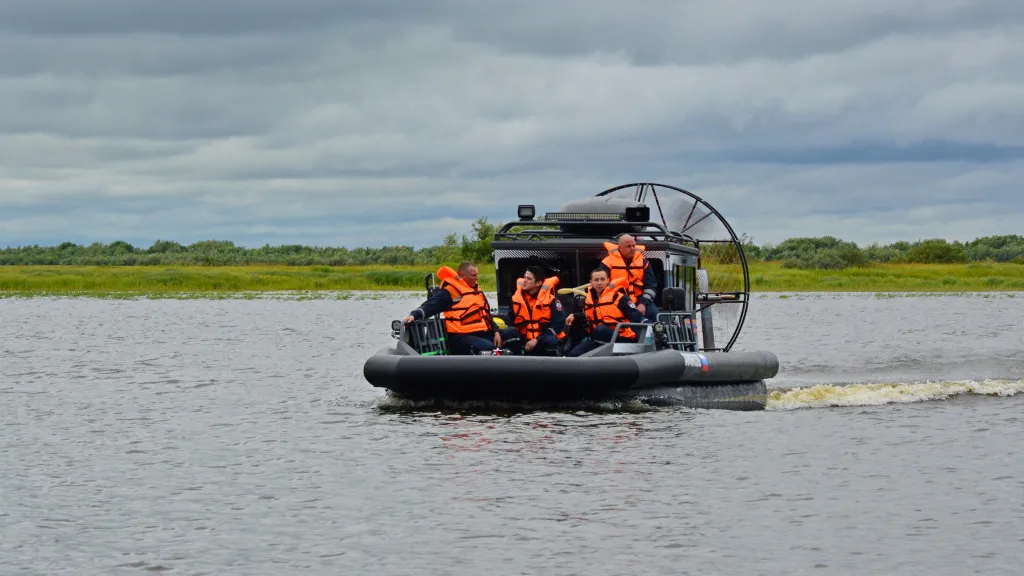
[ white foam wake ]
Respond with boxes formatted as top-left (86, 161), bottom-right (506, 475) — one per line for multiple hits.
top-left (767, 379), bottom-right (1024, 410)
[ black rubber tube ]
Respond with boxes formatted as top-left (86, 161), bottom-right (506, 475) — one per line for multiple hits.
top-left (363, 347), bottom-right (779, 406)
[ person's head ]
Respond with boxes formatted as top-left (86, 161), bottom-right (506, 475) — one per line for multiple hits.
top-left (521, 265), bottom-right (546, 293)
top-left (617, 234), bottom-right (637, 260)
top-left (589, 266), bottom-right (610, 293)
top-left (457, 261), bottom-right (479, 286)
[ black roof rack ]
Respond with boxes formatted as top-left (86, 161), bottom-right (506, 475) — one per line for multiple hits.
top-left (494, 217), bottom-right (696, 245)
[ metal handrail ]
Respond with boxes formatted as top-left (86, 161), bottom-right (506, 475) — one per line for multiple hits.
top-left (605, 312), bottom-right (699, 353)
top-left (608, 321), bottom-right (658, 353)
top-left (394, 317), bottom-right (450, 356)
top-left (655, 312), bottom-right (699, 352)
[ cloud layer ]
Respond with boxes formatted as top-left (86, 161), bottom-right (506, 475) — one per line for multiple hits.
top-left (2, 0), bottom-right (1023, 249)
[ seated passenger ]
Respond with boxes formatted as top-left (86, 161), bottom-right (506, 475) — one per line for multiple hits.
top-left (403, 261), bottom-right (502, 355)
top-left (498, 266), bottom-right (566, 356)
top-left (564, 266), bottom-right (648, 357)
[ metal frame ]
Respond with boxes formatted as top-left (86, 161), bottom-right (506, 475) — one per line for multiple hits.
top-left (494, 219), bottom-right (694, 244)
top-left (395, 317), bottom-right (450, 356)
top-left (596, 183), bottom-right (751, 353)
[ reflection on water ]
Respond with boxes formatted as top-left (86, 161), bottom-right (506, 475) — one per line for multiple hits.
top-left (0, 293), bottom-right (1022, 575)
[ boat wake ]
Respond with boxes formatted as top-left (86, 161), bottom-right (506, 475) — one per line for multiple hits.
top-left (373, 379), bottom-right (1024, 413)
top-left (766, 379), bottom-right (1024, 411)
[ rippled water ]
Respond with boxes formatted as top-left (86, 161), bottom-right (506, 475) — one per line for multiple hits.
top-left (2, 292), bottom-right (1022, 575)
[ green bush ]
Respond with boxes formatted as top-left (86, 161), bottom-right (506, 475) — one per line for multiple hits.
top-left (904, 239), bottom-right (968, 264)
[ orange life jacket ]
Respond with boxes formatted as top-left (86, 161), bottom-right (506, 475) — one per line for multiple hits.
top-left (601, 241), bottom-right (648, 302)
top-left (511, 275), bottom-right (565, 341)
top-left (583, 278), bottom-right (636, 339)
top-left (437, 266), bottom-right (493, 334)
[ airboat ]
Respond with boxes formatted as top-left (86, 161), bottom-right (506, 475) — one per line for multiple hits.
top-left (363, 183), bottom-right (780, 411)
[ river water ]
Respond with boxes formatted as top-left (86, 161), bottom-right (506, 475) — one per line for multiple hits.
top-left (1, 292), bottom-right (1022, 575)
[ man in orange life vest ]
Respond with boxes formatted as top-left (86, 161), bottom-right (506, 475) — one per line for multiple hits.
top-left (564, 266), bottom-right (648, 357)
top-left (497, 265), bottom-right (566, 356)
top-left (601, 233), bottom-right (660, 322)
top-left (402, 261), bottom-right (503, 355)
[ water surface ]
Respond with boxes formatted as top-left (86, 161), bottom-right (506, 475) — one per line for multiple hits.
top-left (1, 292), bottom-right (1022, 575)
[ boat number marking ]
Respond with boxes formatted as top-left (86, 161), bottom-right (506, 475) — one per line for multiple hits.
top-left (679, 352), bottom-right (710, 371)
top-left (680, 353), bottom-right (702, 367)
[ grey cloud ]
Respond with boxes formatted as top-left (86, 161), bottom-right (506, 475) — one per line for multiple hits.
top-left (1, 0), bottom-right (1022, 250)
top-left (421, 0), bottom-right (1024, 65)
top-left (0, 0), bottom-right (429, 35)
top-left (0, 32), bottom-right (322, 78)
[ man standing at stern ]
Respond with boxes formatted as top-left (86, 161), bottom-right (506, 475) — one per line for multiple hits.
top-left (601, 233), bottom-right (659, 322)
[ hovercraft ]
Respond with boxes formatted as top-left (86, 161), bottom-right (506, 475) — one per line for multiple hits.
top-left (363, 183), bottom-right (780, 411)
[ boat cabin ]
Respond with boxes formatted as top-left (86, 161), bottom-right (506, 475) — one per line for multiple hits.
top-left (491, 196), bottom-right (702, 323)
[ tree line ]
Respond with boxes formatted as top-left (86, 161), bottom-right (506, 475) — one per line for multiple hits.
top-left (2, 216), bottom-right (1022, 269)
top-left (741, 234), bottom-right (1024, 268)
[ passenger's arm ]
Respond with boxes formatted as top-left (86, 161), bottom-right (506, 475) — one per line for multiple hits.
top-left (619, 296), bottom-right (648, 324)
top-left (640, 261), bottom-right (658, 306)
top-left (406, 290), bottom-right (454, 322)
top-left (547, 300), bottom-right (567, 336)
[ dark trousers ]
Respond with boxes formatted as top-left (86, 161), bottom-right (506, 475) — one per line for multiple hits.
top-left (498, 328), bottom-right (561, 356)
top-left (448, 331), bottom-right (496, 355)
top-left (565, 324), bottom-right (637, 357)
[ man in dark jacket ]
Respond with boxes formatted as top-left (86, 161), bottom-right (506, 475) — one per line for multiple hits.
top-left (403, 261), bottom-right (502, 355)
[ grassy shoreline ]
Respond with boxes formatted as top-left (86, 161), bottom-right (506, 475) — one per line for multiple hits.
top-left (1, 262), bottom-right (1023, 298)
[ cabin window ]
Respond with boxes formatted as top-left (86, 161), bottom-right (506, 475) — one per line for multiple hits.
top-left (494, 256), bottom-right (575, 311)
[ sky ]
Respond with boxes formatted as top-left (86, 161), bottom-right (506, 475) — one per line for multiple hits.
top-left (2, 0), bottom-right (1022, 250)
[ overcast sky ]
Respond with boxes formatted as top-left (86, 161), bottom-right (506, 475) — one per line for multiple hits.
top-left (2, 0), bottom-right (1022, 249)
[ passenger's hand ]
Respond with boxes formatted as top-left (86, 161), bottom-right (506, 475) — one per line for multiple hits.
top-left (525, 338), bottom-right (538, 352)
top-left (637, 303), bottom-right (647, 316)
top-left (402, 315), bottom-right (415, 324)
top-left (493, 332), bottom-right (503, 348)
top-left (565, 314), bottom-right (575, 326)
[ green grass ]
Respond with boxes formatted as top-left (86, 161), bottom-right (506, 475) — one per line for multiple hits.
top-left (748, 261), bottom-right (1024, 292)
top-left (1, 262), bottom-right (1022, 298)
top-left (0, 264), bottom-right (497, 297)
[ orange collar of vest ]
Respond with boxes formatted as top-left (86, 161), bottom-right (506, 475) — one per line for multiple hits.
top-left (603, 241), bottom-right (647, 257)
top-left (437, 265), bottom-right (476, 292)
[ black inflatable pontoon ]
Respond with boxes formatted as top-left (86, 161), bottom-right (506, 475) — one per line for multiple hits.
top-left (363, 183), bottom-right (781, 411)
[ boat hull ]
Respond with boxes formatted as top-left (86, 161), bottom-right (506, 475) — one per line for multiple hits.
top-left (363, 344), bottom-right (779, 411)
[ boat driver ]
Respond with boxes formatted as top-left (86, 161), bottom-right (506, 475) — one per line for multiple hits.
top-left (564, 266), bottom-right (649, 357)
top-left (601, 233), bottom-right (660, 322)
top-left (402, 261), bottom-right (502, 355)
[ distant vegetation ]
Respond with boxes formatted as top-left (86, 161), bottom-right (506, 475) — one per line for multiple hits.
top-left (0, 265), bottom-right (490, 296)
top-left (741, 234), bottom-right (1024, 268)
top-left (2, 262), bottom-right (1022, 296)
top-left (0, 218), bottom-right (499, 267)
top-left (2, 216), bottom-right (1023, 270)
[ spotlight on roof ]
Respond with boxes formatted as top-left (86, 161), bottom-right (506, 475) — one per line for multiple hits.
top-left (625, 206), bottom-right (650, 222)
top-left (517, 204), bottom-right (536, 221)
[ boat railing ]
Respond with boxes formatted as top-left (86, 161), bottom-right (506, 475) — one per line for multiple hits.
top-left (392, 317), bottom-right (450, 356)
top-left (655, 311), bottom-right (700, 352)
top-left (608, 312), bottom-right (699, 354)
top-left (608, 322), bottom-right (657, 355)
